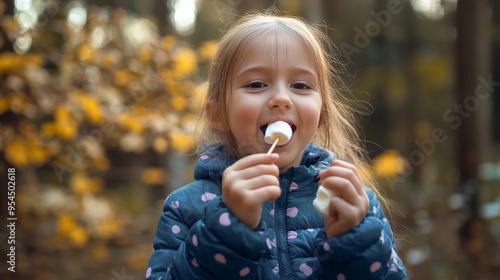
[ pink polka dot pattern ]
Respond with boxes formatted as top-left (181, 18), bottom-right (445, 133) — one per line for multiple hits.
top-left (287, 231), bottom-right (298, 239)
top-left (323, 242), bottom-right (330, 251)
top-left (370, 261), bottom-right (382, 272)
top-left (299, 263), bottom-right (313, 275)
top-left (145, 267), bottom-right (151, 278)
top-left (192, 234), bottom-right (198, 246)
top-left (289, 182), bottom-right (298, 190)
top-left (272, 265), bottom-right (279, 274)
top-left (219, 212), bottom-right (231, 226)
top-left (286, 207), bottom-right (298, 217)
top-left (239, 267), bottom-right (250, 277)
top-left (171, 201), bottom-right (179, 208)
top-left (172, 225), bottom-right (180, 233)
top-left (191, 258), bottom-right (199, 267)
top-left (337, 274), bottom-right (346, 280)
top-left (214, 253), bottom-right (227, 264)
top-left (201, 192), bottom-right (217, 202)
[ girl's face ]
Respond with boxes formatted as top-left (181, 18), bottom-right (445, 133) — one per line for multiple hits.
top-left (226, 33), bottom-right (322, 172)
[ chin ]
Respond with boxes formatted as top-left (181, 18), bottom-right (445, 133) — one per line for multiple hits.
top-left (277, 161), bottom-right (292, 173)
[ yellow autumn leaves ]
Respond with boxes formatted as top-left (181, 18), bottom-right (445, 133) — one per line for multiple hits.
top-left (0, 6), bottom-right (224, 275)
top-left (4, 136), bottom-right (49, 169)
top-left (1, 35), bottom-right (217, 169)
top-left (70, 173), bottom-right (103, 195)
top-left (55, 106), bottom-right (79, 140)
top-left (0, 52), bottom-right (44, 72)
top-left (0, 18), bottom-right (219, 260)
top-left (57, 207), bottom-right (124, 247)
top-left (74, 93), bottom-right (103, 124)
top-left (173, 48), bottom-right (198, 78)
top-left (372, 150), bottom-right (407, 178)
top-left (3, 122), bottom-right (50, 169)
top-left (42, 94), bottom-right (101, 140)
top-left (57, 214), bottom-right (89, 247)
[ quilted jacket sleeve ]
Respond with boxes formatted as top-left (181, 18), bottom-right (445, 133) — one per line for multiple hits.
top-left (314, 188), bottom-right (407, 279)
top-left (146, 189), bottom-right (272, 280)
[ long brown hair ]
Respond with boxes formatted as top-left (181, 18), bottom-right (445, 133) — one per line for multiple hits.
top-left (196, 9), bottom-right (389, 210)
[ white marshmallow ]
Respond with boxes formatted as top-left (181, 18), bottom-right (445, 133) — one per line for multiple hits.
top-left (313, 186), bottom-right (334, 215)
top-left (264, 121), bottom-right (292, 145)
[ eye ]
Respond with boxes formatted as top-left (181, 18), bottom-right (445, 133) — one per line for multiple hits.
top-left (245, 81), bottom-right (266, 88)
top-left (291, 82), bottom-right (311, 90)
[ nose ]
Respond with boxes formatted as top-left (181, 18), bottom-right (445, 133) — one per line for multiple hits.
top-left (268, 84), bottom-right (292, 111)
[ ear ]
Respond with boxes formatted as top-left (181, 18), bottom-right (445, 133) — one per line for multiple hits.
top-left (206, 101), bottom-right (226, 131)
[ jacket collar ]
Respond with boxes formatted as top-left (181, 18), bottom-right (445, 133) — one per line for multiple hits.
top-left (194, 144), bottom-right (336, 182)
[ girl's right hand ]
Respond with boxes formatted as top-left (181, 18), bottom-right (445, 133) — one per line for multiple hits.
top-left (222, 153), bottom-right (282, 229)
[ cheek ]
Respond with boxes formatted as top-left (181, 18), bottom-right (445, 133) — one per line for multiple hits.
top-left (227, 99), bottom-right (260, 136)
top-left (227, 99), bottom-right (264, 155)
top-left (305, 99), bottom-right (322, 125)
top-left (229, 97), bottom-right (261, 122)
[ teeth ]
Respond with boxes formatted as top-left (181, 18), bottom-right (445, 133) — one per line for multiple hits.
top-left (264, 121), bottom-right (292, 145)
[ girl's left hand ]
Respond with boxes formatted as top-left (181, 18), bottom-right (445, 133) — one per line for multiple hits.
top-left (318, 159), bottom-right (370, 238)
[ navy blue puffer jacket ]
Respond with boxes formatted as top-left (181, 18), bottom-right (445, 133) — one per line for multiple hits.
top-left (146, 144), bottom-right (407, 279)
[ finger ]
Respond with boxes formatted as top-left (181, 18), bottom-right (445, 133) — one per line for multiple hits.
top-left (331, 160), bottom-right (363, 184)
top-left (223, 176), bottom-right (279, 205)
top-left (326, 197), bottom-right (362, 236)
top-left (243, 175), bottom-right (280, 190)
top-left (224, 174), bottom-right (278, 199)
top-left (319, 162), bottom-right (364, 197)
top-left (328, 197), bottom-right (356, 220)
top-left (320, 176), bottom-right (363, 206)
top-left (235, 163), bottom-right (280, 180)
top-left (247, 185), bottom-right (282, 204)
top-left (319, 166), bottom-right (362, 187)
top-left (223, 155), bottom-right (279, 188)
top-left (325, 220), bottom-right (351, 238)
top-left (231, 153), bottom-right (279, 171)
top-left (319, 164), bottom-right (363, 188)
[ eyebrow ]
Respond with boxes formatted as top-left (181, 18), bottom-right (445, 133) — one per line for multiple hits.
top-left (235, 65), bottom-right (317, 79)
top-left (235, 66), bottom-right (270, 78)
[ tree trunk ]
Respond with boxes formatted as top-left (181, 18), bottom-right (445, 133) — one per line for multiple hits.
top-left (456, 0), bottom-right (492, 278)
top-left (1, 0), bottom-right (14, 53)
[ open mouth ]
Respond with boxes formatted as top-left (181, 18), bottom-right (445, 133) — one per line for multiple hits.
top-left (260, 123), bottom-right (297, 135)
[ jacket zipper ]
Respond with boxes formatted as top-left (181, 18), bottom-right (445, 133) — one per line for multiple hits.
top-left (276, 169), bottom-right (295, 280)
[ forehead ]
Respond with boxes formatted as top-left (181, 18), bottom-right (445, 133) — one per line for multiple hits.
top-left (231, 30), bottom-right (318, 77)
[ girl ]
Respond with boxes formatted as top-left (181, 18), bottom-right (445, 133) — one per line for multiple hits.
top-left (146, 10), bottom-right (407, 280)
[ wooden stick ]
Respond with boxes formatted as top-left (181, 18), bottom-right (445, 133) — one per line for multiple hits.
top-left (267, 138), bottom-right (279, 154)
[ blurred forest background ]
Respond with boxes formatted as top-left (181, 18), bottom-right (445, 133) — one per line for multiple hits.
top-left (0, 0), bottom-right (499, 279)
